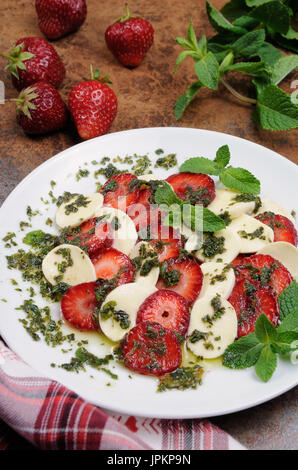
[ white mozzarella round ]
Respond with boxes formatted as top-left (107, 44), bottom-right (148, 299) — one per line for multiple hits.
top-left (208, 188), bottom-right (256, 219)
top-left (99, 282), bottom-right (157, 342)
top-left (195, 227), bottom-right (241, 264)
top-left (137, 174), bottom-right (161, 181)
top-left (42, 244), bottom-right (96, 286)
top-left (255, 197), bottom-right (296, 225)
top-left (199, 262), bottom-right (235, 300)
top-left (56, 193), bottom-right (103, 228)
top-left (93, 206), bottom-right (137, 256)
top-left (187, 296), bottom-right (237, 359)
top-left (229, 214), bottom-right (274, 253)
top-left (129, 242), bottom-right (160, 285)
top-left (257, 242), bottom-right (298, 276)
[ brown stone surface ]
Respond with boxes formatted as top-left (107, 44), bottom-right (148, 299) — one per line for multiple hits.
top-left (0, 0), bottom-right (297, 451)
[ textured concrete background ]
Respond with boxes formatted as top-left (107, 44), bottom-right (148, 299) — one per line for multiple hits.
top-left (0, 0), bottom-right (297, 450)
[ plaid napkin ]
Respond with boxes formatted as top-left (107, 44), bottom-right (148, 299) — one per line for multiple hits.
top-left (0, 340), bottom-right (244, 450)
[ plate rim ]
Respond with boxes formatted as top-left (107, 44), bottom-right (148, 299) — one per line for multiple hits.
top-left (0, 126), bottom-right (297, 419)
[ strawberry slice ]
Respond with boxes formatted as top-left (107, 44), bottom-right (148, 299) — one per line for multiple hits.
top-left (255, 212), bottom-right (298, 247)
top-left (61, 282), bottom-right (98, 331)
top-left (139, 221), bottom-right (184, 262)
top-left (232, 253), bottom-right (293, 297)
top-left (101, 173), bottom-right (139, 212)
top-left (136, 289), bottom-right (190, 335)
top-left (121, 321), bottom-right (182, 376)
top-left (228, 279), bottom-right (279, 338)
top-left (166, 172), bottom-right (215, 206)
top-left (66, 217), bottom-right (113, 255)
top-left (157, 257), bottom-right (203, 304)
top-left (90, 247), bottom-right (134, 285)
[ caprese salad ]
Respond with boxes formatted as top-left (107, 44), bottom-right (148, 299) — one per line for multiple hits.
top-left (5, 145), bottom-right (298, 387)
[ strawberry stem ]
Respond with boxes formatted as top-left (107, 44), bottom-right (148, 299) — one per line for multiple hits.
top-left (12, 87), bottom-right (38, 119)
top-left (2, 43), bottom-right (34, 80)
top-left (89, 65), bottom-right (112, 84)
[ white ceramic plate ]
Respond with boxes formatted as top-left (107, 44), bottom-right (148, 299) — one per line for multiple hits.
top-left (0, 127), bottom-right (297, 419)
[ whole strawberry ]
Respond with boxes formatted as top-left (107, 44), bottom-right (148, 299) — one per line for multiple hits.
top-left (2, 37), bottom-right (65, 91)
top-left (68, 66), bottom-right (118, 140)
top-left (105, 5), bottom-right (154, 67)
top-left (35, 0), bottom-right (87, 40)
top-left (14, 81), bottom-right (68, 135)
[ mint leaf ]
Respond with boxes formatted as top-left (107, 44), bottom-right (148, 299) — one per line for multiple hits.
top-left (250, 1), bottom-right (291, 35)
top-left (190, 206), bottom-right (226, 232)
top-left (278, 310), bottom-right (298, 333)
top-left (271, 331), bottom-right (298, 358)
top-left (278, 281), bottom-right (298, 321)
top-left (272, 32), bottom-right (298, 54)
top-left (206, 1), bottom-right (246, 35)
top-left (272, 55), bottom-right (298, 85)
top-left (232, 29), bottom-right (266, 58)
top-left (194, 52), bottom-right (219, 90)
top-left (254, 84), bottom-right (298, 131)
top-left (154, 182), bottom-right (183, 207)
top-left (23, 230), bottom-right (46, 246)
top-left (221, 0), bottom-right (250, 20)
top-left (219, 167), bottom-right (260, 194)
top-left (246, 0), bottom-right (272, 6)
top-left (255, 313), bottom-right (278, 343)
top-left (223, 61), bottom-right (272, 78)
top-left (163, 203), bottom-right (226, 233)
top-left (175, 50), bottom-right (198, 71)
top-left (214, 144), bottom-right (230, 168)
top-left (255, 344), bottom-right (277, 382)
top-left (155, 182), bottom-right (225, 232)
top-left (233, 16), bottom-right (260, 31)
top-left (179, 157), bottom-right (221, 175)
top-left (257, 42), bottom-right (282, 66)
top-left (223, 333), bottom-right (265, 369)
top-left (174, 82), bottom-right (202, 120)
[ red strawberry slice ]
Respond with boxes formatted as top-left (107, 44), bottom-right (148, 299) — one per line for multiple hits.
top-left (166, 172), bottom-right (215, 206)
top-left (232, 254), bottom-right (293, 297)
top-left (228, 279), bottom-right (279, 338)
top-left (157, 258), bottom-right (203, 304)
top-left (139, 222), bottom-right (184, 262)
top-left (101, 173), bottom-right (140, 212)
top-left (231, 254), bottom-right (249, 267)
top-left (255, 212), bottom-right (298, 247)
top-left (66, 217), bottom-right (113, 255)
top-left (61, 282), bottom-right (98, 331)
top-left (91, 247), bottom-right (134, 285)
top-left (136, 289), bottom-right (190, 335)
top-left (121, 321), bottom-right (182, 376)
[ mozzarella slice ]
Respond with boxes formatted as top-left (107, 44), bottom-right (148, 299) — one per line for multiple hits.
top-left (129, 242), bottom-right (160, 285)
top-left (138, 174), bottom-right (161, 181)
top-left (42, 244), bottom-right (96, 286)
top-left (187, 296), bottom-right (237, 359)
top-left (56, 193), bottom-right (103, 228)
top-left (257, 242), bottom-right (298, 276)
top-left (208, 188), bottom-right (256, 219)
top-left (229, 214), bottom-right (274, 253)
top-left (93, 206), bottom-right (137, 256)
top-left (199, 262), bottom-right (235, 300)
top-left (195, 228), bottom-right (241, 264)
top-left (255, 197), bottom-right (296, 225)
top-left (99, 282), bottom-right (157, 342)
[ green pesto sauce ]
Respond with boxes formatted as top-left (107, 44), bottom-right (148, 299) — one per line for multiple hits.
top-left (158, 365), bottom-right (203, 392)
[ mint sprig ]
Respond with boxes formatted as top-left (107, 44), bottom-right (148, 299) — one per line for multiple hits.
top-left (179, 144), bottom-right (260, 195)
top-left (154, 181), bottom-right (226, 232)
top-left (174, 1), bottom-right (298, 131)
top-left (223, 281), bottom-right (298, 382)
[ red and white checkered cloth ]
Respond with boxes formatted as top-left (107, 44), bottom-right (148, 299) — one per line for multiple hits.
top-left (0, 340), bottom-right (244, 450)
